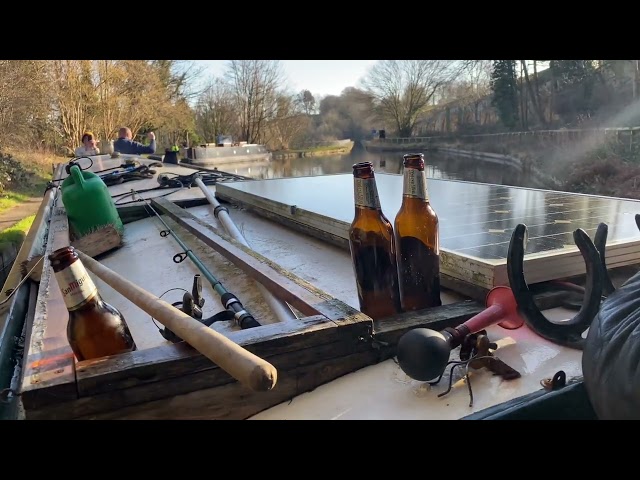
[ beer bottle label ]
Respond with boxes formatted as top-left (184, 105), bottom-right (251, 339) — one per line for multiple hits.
top-left (55, 261), bottom-right (98, 311)
top-left (403, 169), bottom-right (429, 201)
top-left (354, 178), bottom-right (381, 209)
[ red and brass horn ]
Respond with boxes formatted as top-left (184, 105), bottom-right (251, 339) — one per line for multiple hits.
top-left (396, 286), bottom-right (524, 382)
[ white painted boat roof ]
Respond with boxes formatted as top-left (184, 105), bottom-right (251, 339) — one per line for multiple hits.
top-left (53, 154), bottom-right (585, 419)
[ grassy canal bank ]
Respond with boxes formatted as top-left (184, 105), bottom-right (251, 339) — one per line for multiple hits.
top-left (0, 148), bottom-right (64, 275)
top-left (271, 141), bottom-right (354, 160)
top-left (364, 137), bottom-right (640, 201)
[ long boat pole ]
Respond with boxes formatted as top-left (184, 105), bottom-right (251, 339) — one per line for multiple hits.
top-left (193, 176), bottom-right (297, 324)
top-left (76, 250), bottom-right (277, 392)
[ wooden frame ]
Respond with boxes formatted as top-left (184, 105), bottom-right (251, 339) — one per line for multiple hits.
top-left (0, 175), bottom-right (60, 318)
top-left (19, 197), bottom-right (486, 420)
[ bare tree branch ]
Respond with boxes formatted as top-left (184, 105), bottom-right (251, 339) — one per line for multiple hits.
top-left (195, 77), bottom-right (238, 143)
top-left (225, 60), bottom-right (286, 143)
top-left (362, 60), bottom-right (463, 136)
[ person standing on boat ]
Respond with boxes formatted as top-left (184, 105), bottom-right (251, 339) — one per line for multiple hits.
top-left (113, 127), bottom-right (156, 155)
top-left (74, 131), bottom-right (101, 156)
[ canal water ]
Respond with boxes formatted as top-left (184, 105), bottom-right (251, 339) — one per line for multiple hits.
top-left (220, 147), bottom-right (545, 189)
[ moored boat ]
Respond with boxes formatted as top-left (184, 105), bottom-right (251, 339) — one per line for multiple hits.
top-left (179, 143), bottom-right (272, 168)
top-left (1, 152), bottom-right (638, 420)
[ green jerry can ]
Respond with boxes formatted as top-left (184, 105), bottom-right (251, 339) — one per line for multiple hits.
top-left (61, 164), bottom-right (124, 239)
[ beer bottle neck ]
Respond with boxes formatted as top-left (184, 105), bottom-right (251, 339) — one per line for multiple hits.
top-left (402, 167), bottom-right (429, 202)
top-left (353, 176), bottom-right (382, 211)
top-left (53, 259), bottom-right (99, 312)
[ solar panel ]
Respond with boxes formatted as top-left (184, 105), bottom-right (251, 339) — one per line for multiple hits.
top-left (216, 173), bottom-right (640, 290)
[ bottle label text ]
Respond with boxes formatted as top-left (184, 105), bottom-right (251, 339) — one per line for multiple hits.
top-left (55, 261), bottom-right (98, 311)
top-left (403, 169), bottom-right (429, 201)
top-left (354, 178), bottom-right (381, 209)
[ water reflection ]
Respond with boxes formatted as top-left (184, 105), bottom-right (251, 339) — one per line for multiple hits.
top-left (220, 148), bottom-right (544, 189)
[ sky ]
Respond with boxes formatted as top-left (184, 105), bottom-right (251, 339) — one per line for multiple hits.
top-left (193, 60), bottom-right (378, 98)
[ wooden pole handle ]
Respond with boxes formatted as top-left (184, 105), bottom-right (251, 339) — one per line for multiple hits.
top-left (76, 249), bottom-right (277, 392)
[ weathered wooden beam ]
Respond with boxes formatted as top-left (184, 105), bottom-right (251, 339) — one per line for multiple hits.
top-left (74, 314), bottom-right (362, 397)
top-left (117, 197), bottom-right (210, 225)
top-left (71, 224), bottom-right (122, 260)
top-left (373, 299), bottom-right (484, 347)
top-left (76, 349), bottom-right (384, 420)
top-left (151, 197), bottom-right (367, 325)
top-left (215, 190), bottom-right (350, 250)
top-left (21, 196), bottom-right (78, 410)
top-left (24, 299), bottom-right (486, 420)
top-left (25, 315), bottom-right (373, 420)
top-left (0, 179), bottom-right (59, 316)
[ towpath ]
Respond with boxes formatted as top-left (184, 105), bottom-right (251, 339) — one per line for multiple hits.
top-left (0, 197), bottom-right (42, 231)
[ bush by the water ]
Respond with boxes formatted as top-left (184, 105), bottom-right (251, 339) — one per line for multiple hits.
top-left (0, 152), bottom-right (33, 193)
top-left (560, 140), bottom-right (640, 200)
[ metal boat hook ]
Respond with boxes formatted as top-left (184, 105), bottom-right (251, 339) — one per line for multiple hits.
top-left (506, 224), bottom-right (604, 350)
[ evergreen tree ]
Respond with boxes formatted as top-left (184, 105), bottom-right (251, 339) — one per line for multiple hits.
top-left (490, 60), bottom-right (519, 129)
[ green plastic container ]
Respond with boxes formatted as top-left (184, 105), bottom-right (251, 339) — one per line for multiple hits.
top-left (61, 165), bottom-right (124, 239)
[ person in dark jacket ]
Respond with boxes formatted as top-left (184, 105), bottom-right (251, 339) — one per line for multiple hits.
top-left (113, 127), bottom-right (156, 154)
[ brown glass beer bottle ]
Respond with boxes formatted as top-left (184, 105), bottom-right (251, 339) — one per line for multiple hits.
top-left (348, 161), bottom-right (402, 319)
top-left (49, 246), bottom-right (137, 361)
top-left (394, 153), bottom-right (442, 311)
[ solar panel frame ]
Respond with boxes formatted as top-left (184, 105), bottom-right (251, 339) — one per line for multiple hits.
top-left (216, 172), bottom-right (640, 290)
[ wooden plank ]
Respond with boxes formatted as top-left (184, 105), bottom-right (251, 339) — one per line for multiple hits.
top-left (440, 273), bottom-right (490, 302)
top-left (151, 197), bottom-right (368, 325)
top-left (76, 349), bottom-right (384, 420)
top-left (215, 184), bottom-right (497, 275)
top-left (26, 299), bottom-right (486, 420)
top-left (218, 188), bottom-right (349, 239)
top-left (74, 314), bottom-right (370, 396)
top-left (373, 300), bottom-right (484, 347)
top-left (117, 197), bottom-right (209, 225)
top-left (20, 194), bottom-right (78, 410)
top-left (26, 317), bottom-right (374, 419)
top-left (215, 189), bottom-right (494, 291)
top-left (71, 225), bottom-right (122, 258)
top-left (0, 182), bottom-right (58, 318)
top-left (216, 193), bottom-right (351, 250)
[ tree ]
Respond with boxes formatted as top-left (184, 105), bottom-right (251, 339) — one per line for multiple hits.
top-left (46, 60), bottom-right (99, 152)
top-left (362, 60), bottom-right (462, 137)
top-left (0, 60), bottom-right (50, 148)
top-left (267, 94), bottom-right (310, 150)
top-left (225, 60), bottom-right (285, 143)
top-left (195, 78), bottom-right (237, 143)
top-left (520, 60), bottom-right (547, 126)
top-left (490, 60), bottom-right (519, 129)
top-left (549, 60), bottom-right (599, 123)
top-left (296, 89), bottom-right (316, 115)
top-left (313, 88), bottom-right (378, 142)
top-left (93, 60), bottom-right (170, 142)
top-left (151, 60), bottom-right (205, 101)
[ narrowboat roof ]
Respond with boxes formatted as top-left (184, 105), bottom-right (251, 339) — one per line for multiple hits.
top-left (0, 152), bottom-right (622, 420)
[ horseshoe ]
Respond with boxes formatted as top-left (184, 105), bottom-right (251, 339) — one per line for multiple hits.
top-left (593, 214), bottom-right (640, 296)
top-left (593, 222), bottom-right (616, 296)
top-left (507, 224), bottom-right (604, 350)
